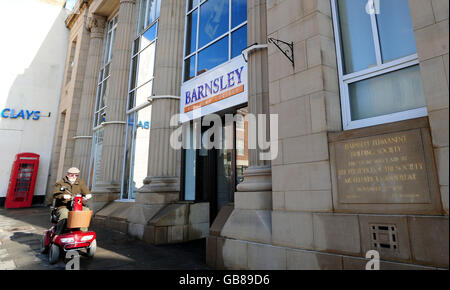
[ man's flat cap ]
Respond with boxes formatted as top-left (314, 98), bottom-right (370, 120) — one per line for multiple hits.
top-left (67, 167), bottom-right (80, 174)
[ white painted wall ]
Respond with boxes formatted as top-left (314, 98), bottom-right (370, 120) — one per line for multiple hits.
top-left (0, 0), bottom-right (69, 200)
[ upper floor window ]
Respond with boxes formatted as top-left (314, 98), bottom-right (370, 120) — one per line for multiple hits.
top-left (331, 0), bottom-right (427, 130)
top-left (65, 0), bottom-right (77, 11)
top-left (94, 15), bottom-right (118, 128)
top-left (139, 0), bottom-right (161, 34)
top-left (128, 0), bottom-right (160, 110)
top-left (65, 39), bottom-right (77, 84)
top-left (183, 0), bottom-right (247, 82)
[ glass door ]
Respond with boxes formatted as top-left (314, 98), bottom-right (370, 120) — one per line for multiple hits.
top-left (122, 105), bottom-right (152, 200)
top-left (216, 121), bottom-right (234, 213)
top-left (235, 107), bottom-right (249, 187)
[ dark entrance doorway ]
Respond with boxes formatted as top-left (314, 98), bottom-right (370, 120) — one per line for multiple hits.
top-left (181, 106), bottom-right (249, 223)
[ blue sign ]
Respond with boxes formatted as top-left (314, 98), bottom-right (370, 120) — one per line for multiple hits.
top-left (137, 121), bottom-right (150, 129)
top-left (1, 108), bottom-right (41, 120)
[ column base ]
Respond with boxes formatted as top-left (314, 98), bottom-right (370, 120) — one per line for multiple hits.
top-left (221, 165), bottom-right (273, 244)
top-left (236, 166), bottom-right (272, 192)
top-left (94, 199), bottom-right (210, 244)
top-left (141, 176), bottom-right (180, 193)
top-left (135, 192), bottom-right (179, 205)
top-left (137, 176), bottom-right (180, 205)
top-left (91, 182), bottom-right (121, 213)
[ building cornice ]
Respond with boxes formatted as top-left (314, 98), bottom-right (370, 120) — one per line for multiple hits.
top-left (65, 0), bottom-right (93, 29)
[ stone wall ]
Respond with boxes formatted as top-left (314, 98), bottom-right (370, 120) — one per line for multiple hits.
top-left (409, 0), bottom-right (449, 214)
top-left (210, 0), bottom-right (449, 270)
top-left (47, 2), bottom-right (90, 202)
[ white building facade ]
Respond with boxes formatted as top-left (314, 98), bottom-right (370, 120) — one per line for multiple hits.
top-left (0, 0), bottom-right (69, 206)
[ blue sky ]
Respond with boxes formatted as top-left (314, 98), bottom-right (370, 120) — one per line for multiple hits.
top-left (65, 0), bottom-right (77, 10)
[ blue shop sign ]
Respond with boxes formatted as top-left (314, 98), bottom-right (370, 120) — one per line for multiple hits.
top-left (1, 108), bottom-right (41, 120)
top-left (137, 121), bottom-right (150, 129)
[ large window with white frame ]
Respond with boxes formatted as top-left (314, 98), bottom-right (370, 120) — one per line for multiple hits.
top-left (89, 15), bottom-right (118, 189)
top-left (93, 16), bottom-right (118, 129)
top-left (183, 0), bottom-right (247, 82)
top-left (331, 0), bottom-right (427, 130)
top-left (121, 0), bottom-right (160, 200)
top-left (139, 0), bottom-right (161, 33)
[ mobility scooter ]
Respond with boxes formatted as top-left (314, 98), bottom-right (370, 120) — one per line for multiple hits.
top-left (40, 187), bottom-right (97, 264)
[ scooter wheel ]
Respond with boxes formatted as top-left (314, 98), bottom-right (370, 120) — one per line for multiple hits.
top-left (87, 239), bottom-right (96, 258)
top-left (49, 244), bottom-right (60, 265)
top-left (40, 235), bottom-right (48, 254)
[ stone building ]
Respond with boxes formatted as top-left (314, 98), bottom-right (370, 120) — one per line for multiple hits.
top-left (49, 0), bottom-right (448, 269)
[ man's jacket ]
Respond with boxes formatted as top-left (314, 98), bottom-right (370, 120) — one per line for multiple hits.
top-left (52, 177), bottom-right (91, 209)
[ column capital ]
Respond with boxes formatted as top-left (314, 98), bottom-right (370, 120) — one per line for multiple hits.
top-left (120, 0), bottom-right (136, 5)
top-left (86, 15), bottom-right (106, 38)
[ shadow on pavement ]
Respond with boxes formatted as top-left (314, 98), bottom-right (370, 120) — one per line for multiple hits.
top-left (1, 206), bottom-right (209, 270)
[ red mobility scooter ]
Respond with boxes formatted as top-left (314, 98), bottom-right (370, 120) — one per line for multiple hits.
top-left (40, 187), bottom-right (97, 264)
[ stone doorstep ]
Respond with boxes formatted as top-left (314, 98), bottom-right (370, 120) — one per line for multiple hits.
top-left (93, 215), bottom-right (106, 227)
top-left (209, 205), bottom-right (234, 236)
top-left (210, 238), bottom-right (447, 270)
top-left (105, 217), bottom-right (129, 234)
top-left (94, 201), bottom-right (211, 245)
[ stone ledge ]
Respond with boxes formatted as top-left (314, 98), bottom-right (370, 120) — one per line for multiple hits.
top-left (209, 238), bottom-right (447, 270)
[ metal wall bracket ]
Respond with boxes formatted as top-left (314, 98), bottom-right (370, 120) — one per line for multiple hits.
top-left (268, 38), bottom-right (294, 68)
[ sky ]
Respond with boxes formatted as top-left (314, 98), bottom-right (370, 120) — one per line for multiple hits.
top-left (65, 0), bottom-right (77, 10)
top-left (0, 0), bottom-right (66, 108)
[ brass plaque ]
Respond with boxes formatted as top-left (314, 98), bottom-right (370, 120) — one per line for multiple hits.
top-left (334, 129), bottom-right (430, 204)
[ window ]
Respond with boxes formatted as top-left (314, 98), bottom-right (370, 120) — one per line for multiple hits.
top-left (121, 0), bottom-right (161, 200)
top-left (331, 0), bottom-right (427, 130)
top-left (139, 0), bottom-right (161, 33)
top-left (91, 129), bottom-right (104, 188)
top-left (89, 15), bottom-right (118, 188)
top-left (183, 0), bottom-right (247, 82)
top-left (94, 16), bottom-right (118, 128)
top-left (66, 39), bottom-right (77, 84)
top-left (122, 106), bottom-right (152, 200)
top-left (128, 22), bottom-right (158, 110)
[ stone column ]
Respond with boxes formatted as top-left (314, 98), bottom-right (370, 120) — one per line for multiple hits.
top-left (125, 0), bottom-right (188, 242)
top-left (220, 0), bottom-right (273, 244)
top-left (73, 15), bottom-right (106, 182)
top-left (94, 0), bottom-right (136, 196)
top-left (236, 0), bottom-right (272, 194)
top-left (136, 0), bottom-right (185, 204)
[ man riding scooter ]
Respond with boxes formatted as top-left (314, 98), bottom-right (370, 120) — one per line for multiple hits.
top-left (53, 167), bottom-right (92, 236)
top-left (41, 167), bottom-right (96, 264)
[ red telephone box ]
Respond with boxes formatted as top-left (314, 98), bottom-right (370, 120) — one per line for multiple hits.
top-left (5, 153), bottom-right (40, 209)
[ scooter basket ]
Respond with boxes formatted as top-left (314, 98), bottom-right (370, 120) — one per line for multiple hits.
top-left (67, 210), bottom-right (92, 229)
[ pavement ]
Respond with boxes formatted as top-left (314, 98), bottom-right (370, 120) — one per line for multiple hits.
top-left (0, 206), bottom-right (209, 270)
